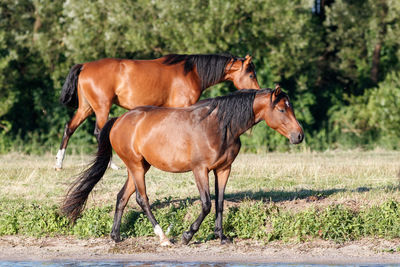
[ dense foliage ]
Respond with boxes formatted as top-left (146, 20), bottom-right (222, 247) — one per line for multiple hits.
top-left (1, 0), bottom-right (399, 153)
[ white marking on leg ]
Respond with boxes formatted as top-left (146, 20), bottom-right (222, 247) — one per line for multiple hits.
top-left (55, 149), bottom-right (65, 169)
top-left (166, 223), bottom-right (173, 235)
top-left (154, 224), bottom-right (164, 237)
top-left (108, 160), bottom-right (120, 170)
top-left (154, 224), bottom-right (172, 246)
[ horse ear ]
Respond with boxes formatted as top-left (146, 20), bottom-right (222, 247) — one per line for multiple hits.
top-left (244, 54), bottom-right (252, 64)
top-left (274, 84), bottom-right (281, 96)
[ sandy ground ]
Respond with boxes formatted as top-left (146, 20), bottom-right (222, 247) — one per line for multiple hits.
top-left (1, 236), bottom-right (400, 265)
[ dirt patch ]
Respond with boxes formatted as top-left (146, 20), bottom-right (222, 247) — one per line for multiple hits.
top-left (0, 236), bottom-right (399, 264)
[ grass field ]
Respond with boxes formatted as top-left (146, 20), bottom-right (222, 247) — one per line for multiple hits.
top-left (0, 150), bottom-right (399, 242)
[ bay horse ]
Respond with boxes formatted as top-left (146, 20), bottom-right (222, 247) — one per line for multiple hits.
top-left (61, 85), bottom-right (303, 246)
top-left (56, 54), bottom-right (260, 170)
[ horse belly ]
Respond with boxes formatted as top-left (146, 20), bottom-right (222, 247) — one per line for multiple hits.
top-left (116, 82), bottom-right (169, 109)
top-left (142, 139), bottom-right (193, 173)
top-left (146, 155), bottom-right (192, 173)
top-left (139, 120), bottom-right (194, 173)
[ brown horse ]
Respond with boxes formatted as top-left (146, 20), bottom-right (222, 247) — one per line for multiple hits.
top-left (56, 54), bottom-right (260, 169)
top-left (61, 85), bottom-right (303, 246)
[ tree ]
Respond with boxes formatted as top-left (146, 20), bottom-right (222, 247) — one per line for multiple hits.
top-left (1, 0), bottom-right (399, 152)
top-left (325, 0), bottom-right (400, 92)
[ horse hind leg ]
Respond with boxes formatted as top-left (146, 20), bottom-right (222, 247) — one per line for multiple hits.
top-left (55, 106), bottom-right (92, 170)
top-left (129, 161), bottom-right (172, 246)
top-left (93, 106), bottom-right (120, 170)
top-left (110, 171), bottom-right (136, 242)
top-left (136, 193), bottom-right (172, 246)
top-left (55, 124), bottom-right (71, 170)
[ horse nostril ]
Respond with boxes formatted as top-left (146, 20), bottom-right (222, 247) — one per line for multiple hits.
top-left (290, 132), bottom-right (304, 144)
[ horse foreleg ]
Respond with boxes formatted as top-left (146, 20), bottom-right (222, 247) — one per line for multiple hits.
top-left (213, 166), bottom-right (232, 244)
top-left (55, 106), bottom-right (92, 170)
top-left (131, 163), bottom-right (172, 246)
top-left (182, 168), bottom-right (211, 245)
top-left (110, 172), bottom-right (136, 242)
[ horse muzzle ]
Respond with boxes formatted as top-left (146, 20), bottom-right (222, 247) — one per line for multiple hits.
top-left (289, 131), bottom-right (304, 144)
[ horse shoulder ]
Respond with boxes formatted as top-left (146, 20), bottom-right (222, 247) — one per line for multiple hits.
top-left (165, 67), bottom-right (202, 107)
top-left (208, 139), bottom-right (241, 171)
top-left (192, 107), bottom-right (242, 169)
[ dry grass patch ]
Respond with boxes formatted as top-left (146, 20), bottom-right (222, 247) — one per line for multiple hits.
top-left (0, 150), bottom-right (399, 211)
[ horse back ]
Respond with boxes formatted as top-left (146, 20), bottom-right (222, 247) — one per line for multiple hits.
top-left (79, 58), bottom-right (201, 110)
top-left (110, 106), bottom-right (224, 173)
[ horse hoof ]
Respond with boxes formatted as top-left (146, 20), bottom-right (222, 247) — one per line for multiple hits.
top-left (221, 236), bottom-right (232, 245)
top-left (110, 233), bottom-right (121, 243)
top-left (181, 232), bottom-right (191, 245)
top-left (160, 239), bottom-right (173, 246)
top-left (55, 167), bottom-right (62, 171)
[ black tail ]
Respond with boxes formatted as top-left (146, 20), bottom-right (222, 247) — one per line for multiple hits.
top-left (60, 64), bottom-right (83, 109)
top-left (61, 117), bottom-right (118, 221)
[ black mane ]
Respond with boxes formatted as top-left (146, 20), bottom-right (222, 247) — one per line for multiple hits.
top-left (196, 88), bottom-right (288, 145)
top-left (162, 54), bottom-right (255, 90)
top-left (196, 89), bottom-right (261, 144)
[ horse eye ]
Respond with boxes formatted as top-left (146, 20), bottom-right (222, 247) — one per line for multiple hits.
top-left (279, 108), bottom-right (285, 113)
top-left (249, 74), bottom-right (254, 79)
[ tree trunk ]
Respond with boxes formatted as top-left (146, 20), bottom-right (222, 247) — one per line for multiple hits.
top-left (371, 43), bottom-right (381, 84)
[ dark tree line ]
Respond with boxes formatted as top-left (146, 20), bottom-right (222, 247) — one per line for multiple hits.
top-left (0, 0), bottom-right (399, 153)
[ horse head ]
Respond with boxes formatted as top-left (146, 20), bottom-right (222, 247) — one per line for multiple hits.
top-left (224, 55), bottom-right (260, 90)
top-left (254, 85), bottom-right (304, 144)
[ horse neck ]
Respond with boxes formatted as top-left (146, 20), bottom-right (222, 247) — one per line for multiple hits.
top-left (197, 76), bottom-right (225, 93)
top-left (226, 108), bottom-right (256, 143)
top-left (232, 119), bottom-right (255, 141)
top-left (194, 65), bottom-right (227, 91)
top-left (252, 92), bottom-right (271, 124)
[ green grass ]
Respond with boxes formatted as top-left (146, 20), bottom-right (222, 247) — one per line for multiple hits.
top-left (0, 150), bottom-right (399, 242)
top-left (1, 199), bottom-right (400, 243)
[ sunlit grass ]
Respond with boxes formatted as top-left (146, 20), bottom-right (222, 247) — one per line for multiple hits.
top-left (0, 150), bottom-right (399, 210)
top-left (1, 150), bottom-right (400, 241)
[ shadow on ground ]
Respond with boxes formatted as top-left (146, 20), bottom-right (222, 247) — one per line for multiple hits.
top-left (118, 184), bottom-right (399, 239)
top-left (146, 183), bottom-right (400, 209)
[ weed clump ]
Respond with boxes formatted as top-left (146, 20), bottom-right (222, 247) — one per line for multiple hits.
top-left (1, 200), bottom-right (400, 242)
